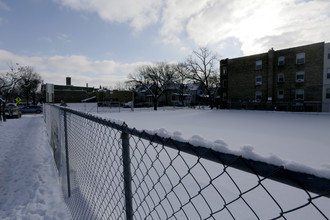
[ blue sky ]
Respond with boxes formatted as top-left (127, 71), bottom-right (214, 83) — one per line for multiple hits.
top-left (0, 0), bottom-right (329, 88)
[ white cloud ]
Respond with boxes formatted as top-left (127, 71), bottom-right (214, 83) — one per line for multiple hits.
top-left (159, 0), bottom-right (213, 44)
top-left (57, 33), bottom-right (71, 42)
top-left (0, 50), bottom-right (148, 87)
top-left (52, 0), bottom-right (330, 57)
top-left (0, 1), bottom-right (10, 11)
top-left (54, 0), bottom-right (163, 31)
top-left (176, 0), bottom-right (330, 55)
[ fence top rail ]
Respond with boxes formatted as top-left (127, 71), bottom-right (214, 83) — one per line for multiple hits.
top-left (47, 104), bottom-right (330, 198)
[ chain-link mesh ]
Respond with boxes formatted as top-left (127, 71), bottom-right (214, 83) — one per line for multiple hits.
top-left (44, 104), bottom-right (330, 220)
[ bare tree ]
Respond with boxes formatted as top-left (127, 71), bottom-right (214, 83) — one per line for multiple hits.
top-left (173, 63), bottom-right (190, 106)
top-left (128, 62), bottom-right (176, 110)
top-left (17, 66), bottom-right (42, 105)
top-left (185, 47), bottom-right (220, 109)
top-left (108, 81), bottom-right (131, 91)
top-left (0, 63), bottom-right (22, 101)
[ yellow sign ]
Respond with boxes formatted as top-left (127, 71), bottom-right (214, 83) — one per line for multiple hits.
top-left (15, 97), bottom-right (21, 104)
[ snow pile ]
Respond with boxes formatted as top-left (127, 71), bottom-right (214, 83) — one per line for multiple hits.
top-left (0, 115), bottom-right (71, 220)
top-left (146, 127), bottom-right (330, 179)
top-left (100, 108), bottom-right (330, 179)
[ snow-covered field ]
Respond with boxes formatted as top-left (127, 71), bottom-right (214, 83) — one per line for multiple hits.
top-left (66, 104), bottom-right (330, 218)
top-left (0, 115), bottom-right (71, 220)
top-left (96, 107), bottom-right (330, 175)
top-left (1, 105), bottom-right (330, 219)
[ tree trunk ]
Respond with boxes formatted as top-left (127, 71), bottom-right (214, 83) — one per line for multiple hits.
top-left (207, 90), bottom-right (214, 109)
top-left (26, 91), bottom-right (30, 105)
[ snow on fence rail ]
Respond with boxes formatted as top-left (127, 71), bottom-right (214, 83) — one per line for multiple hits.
top-left (44, 104), bottom-right (330, 220)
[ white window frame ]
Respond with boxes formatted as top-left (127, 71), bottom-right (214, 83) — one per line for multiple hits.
top-left (256, 76), bottom-right (262, 85)
top-left (255, 91), bottom-right (262, 101)
top-left (296, 53), bottom-right (305, 64)
top-left (296, 71), bottom-right (305, 82)
top-left (296, 89), bottom-right (304, 100)
top-left (256, 60), bottom-right (262, 70)
top-left (278, 56), bottom-right (285, 66)
top-left (278, 73), bottom-right (284, 83)
top-left (277, 89), bottom-right (284, 99)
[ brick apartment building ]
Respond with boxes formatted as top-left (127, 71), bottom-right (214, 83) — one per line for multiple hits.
top-left (323, 43), bottom-right (330, 112)
top-left (220, 42), bottom-right (330, 112)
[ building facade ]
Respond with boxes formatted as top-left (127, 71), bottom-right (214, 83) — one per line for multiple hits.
top-left (323, 43), bottom-right (330, 112)
top-left (220, 42), bottom-right (328, 112)
top-left (42, 77), bottom-right (97, 103)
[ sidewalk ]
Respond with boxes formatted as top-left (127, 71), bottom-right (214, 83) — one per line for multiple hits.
top-left (0, 115), bottom-right (71, 220)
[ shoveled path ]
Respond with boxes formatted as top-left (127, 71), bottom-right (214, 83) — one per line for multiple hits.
top-left (0, 115), bottom-right (71, 220)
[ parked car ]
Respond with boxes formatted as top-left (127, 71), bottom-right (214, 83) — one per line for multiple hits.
top-left (5, 103), bottom-right (22, 118)
top-left (19, 105), bottom-right (43, 114)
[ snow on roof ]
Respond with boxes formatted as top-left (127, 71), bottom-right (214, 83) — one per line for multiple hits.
top-left (186, 83), bottom-right (200, 91)
top-left (81, 96), bottom-right (96, 102)
top-left (172, 93), bottom-right (191, 96)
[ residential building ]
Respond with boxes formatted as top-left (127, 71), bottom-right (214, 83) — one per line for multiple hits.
top-left (97, 89), bottom-right (133, 106)
top-left (220, 42), bottom-right (328, 112)
top-left (323, 43), bottom-right (330, 112)
top-left (133, 83), bottom-right (211, 107)
top-left (42, 77), bottom-right (97, 103)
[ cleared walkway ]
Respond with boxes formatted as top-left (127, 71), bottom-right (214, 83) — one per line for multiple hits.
top-left (0, 115), bottom-right (71, 220)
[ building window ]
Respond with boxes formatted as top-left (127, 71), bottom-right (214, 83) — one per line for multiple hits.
top-left (327, 68), bottom-right (330, 79)
top-left (256, 76), bottom-right (262, 85)
top-left (296, 71), bottom-right (304, 82)
top-left (296, 89), bottom-right (304, 100)
top-left (256, 60), bottom-right (262, 70)
top-left (327, 89), bottom-right (330, 99)
top-left (328, 49), bottom-right (330, 59)
top-left (222, 79), bottom-right (227, 88)
top-left (278, 73), bottom-right (284, 83)
top-left (278, 56), bottom-right (285, 66)
top-left (255, 91), bottom-right (262, 100)
top-left (278, 89), bottom-right (284, 99)
top-left (223, 92), bottom-right (227, 100)
top-left (296, 53), bottom-right (305, 64)
top-left (223, 67), bottom-right (227, 74)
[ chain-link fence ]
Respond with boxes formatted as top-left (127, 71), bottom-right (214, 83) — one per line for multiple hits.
top-left (44, 104), bottom-right (330, 220)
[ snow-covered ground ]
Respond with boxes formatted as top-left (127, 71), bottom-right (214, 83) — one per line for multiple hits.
top-left (1, 105), bottom-right (330, 219)
top-left (83, 105), bottom-right (329, 219)
top-left (0, 115), bottom-right (71, 220)
top-left (96, 107), bottom-right (330, 176)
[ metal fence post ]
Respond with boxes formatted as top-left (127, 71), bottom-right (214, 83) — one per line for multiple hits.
top-left (63, 109), bottom-right (71, 197)
top-left (122, 131), bottom-right (133, 220)
top-left (2, 102), bottom-right (6, 122)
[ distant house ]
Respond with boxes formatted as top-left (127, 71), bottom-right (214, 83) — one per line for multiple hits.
top-left (42, 77), bottom-right (97, 103)
top-left (220, 42), bottom-right (330, 112)
top-left (133, 83), bottom-right (215, 107)
top-left (97, 89), bottom-right (133, 106)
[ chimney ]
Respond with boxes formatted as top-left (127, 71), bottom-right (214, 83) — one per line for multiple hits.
top-left (66, 77), bottom-right (71, 86)
top-left (86, 83), bottom-right (88, 87)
